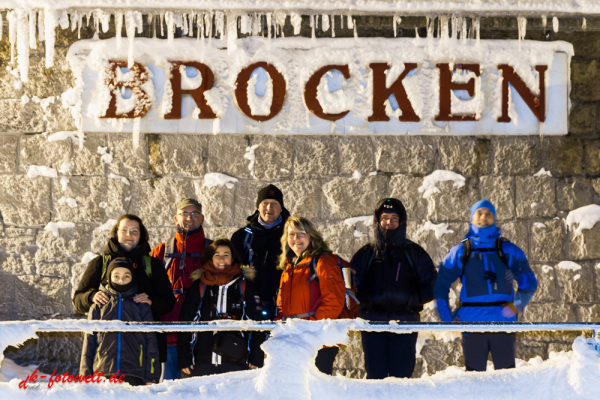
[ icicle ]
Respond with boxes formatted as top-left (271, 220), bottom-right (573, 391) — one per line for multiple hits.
top-left (393, 14), bottom-right (400, 38)
top-left (215, 11), bottom-right (225, 39)
top-left (310, 14), bottom-right (315, 39)
top-left (115, 12), bottom-right (123, 48)
top-left (347, 14), bottom-right (354, 29)
top-left (461, 17), bottom-right (467, 40)
top-left (241, 13), bottom-right (252, 34)
top-left (37, 10), bottom-right (45, 42)
top-left (541, 15), bottom-right (547, 28)
top-left (165, 11), bottom-right (175, 43)
top-left (331, 15), bottom-right (335, 37)
top-left (517, 16), bottom-right (527, 47)
top-left (582, 17), bottom-right (587, 30)
top-left (426, 17), bottom-right (434, 38)
top-left (44, 10), bottom-right (56, 68)
top-left (16, 10), bottom-right (30, 82)
top-left (182, 13), bottom-right (188, 36)
top-left (197, 13), bottom-right (204, 40)
top-left (77, 13), bottom-right (83, 39)
top-left (473, 17), bottom-right (480, 43)
top-left (204, 12), bottom-right (212, 40)
top-left (353, 23), bottom-right (357, 38)
top-left (188, 13), bottom-right (194, 37)
top-left (451, 15), bottom-right (462, 40)
top-left (126, 11), bottom-right (143, 68)
top-left (132, 118), bottom-right (141, 149)
top-left (96, 10), bottom-right (110, 33)
top-left (552, 16), bottom-right (559, 33)
top-left (273, 12), bottom-right (287, 38)
top-left (28, 11), bottom-right (36, 49)
top-left (322, 14), bottom-right (330, 32)
top-left (160, 12), bottom-right (165, 37)
top-left (226, 12), bottom-right (238, 52)
top-left (440, 16), bottom-right (449, 39)
top-left (8, 11), bottom-right (16, 66)
top-left (58, 11), bottom-right (69, 30)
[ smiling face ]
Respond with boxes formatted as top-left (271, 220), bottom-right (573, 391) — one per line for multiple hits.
top-left (174, 205), bottom-right (204, 231)
top-left (258, 199), bottom-right (282, 224)
top-left (379, 212), bottom-right (400, 230)
top-left (110, 267), bottom-right (132, 286)
top-left (287, 225), bottom-right (310, 257)
top-left (212, 245), bottom-right (233, 270)
top-left (116, 219), bottom-right (141, 252)
top-left (471, 207), bottom-right (495, 228)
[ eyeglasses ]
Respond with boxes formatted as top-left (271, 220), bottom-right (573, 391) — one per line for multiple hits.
top-left (177, 211), bottom-right (201, 218)
top-left (118, 228), bottom-right (140, 236)
top-left (288, 231), bottom-right (307, 239)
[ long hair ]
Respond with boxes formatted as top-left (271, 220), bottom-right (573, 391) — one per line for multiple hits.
top-left (201, 238), bottom-right (242, 265)
top-left (277, 216), bottom-right (331, 270)
top-left (110, 214), bottom-right (150, 244)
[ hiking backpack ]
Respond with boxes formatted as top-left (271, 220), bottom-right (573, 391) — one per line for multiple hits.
top-left (308, 253), bottom-right (359, 319)
top-left (460, 237), bottom-right (510, 269)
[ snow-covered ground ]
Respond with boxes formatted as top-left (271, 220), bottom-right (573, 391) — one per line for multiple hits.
top-left (1, 319), bottom-right (599, 399)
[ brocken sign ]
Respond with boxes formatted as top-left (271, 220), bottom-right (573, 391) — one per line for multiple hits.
top-left (66, 37), bottom-right (572, 135)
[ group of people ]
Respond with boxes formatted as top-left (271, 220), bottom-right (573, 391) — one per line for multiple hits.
top-left (73, 184), bottom-right (538, 385)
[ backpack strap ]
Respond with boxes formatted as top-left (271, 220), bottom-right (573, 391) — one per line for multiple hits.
top-left (142, 255), bottom-right (152, 278)
top-left (100, 255), bottom-right (112, 281)
top-left (495, 237), bottom-right (509, 266)
top-left (307, 252), bottom-right (322, 283)
top-left (461, 238), bottom-right (472, 268)
top-left (163, 236), bottom-right (177, 271)
top-left (242, 227), bottom-right (255, 268)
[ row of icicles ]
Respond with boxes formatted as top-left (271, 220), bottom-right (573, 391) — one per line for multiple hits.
top-left (0, 9), bottom-right (589, 82)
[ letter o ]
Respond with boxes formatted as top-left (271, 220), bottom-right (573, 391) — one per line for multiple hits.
top-left (234, 62), bottom-right (286, 121)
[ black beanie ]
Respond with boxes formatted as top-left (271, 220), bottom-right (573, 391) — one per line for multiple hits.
top-left (374, 198), bottom-right (406, 222)
top-left (107, 257), bottom-right (137, 292)
top-left (256, 184), bottom-right (284, 208)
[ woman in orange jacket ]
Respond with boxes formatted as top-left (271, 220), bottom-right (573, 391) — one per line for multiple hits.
top-left (276, 216), bottom-right (346, 374)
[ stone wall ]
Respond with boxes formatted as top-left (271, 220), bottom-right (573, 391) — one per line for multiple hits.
top-left (1, 13), bottom-right (600, 376)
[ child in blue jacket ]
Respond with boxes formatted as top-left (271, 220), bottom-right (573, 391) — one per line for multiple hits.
top-left (80, 257), bottom-right (160, 385)
top-left (434, 200), bottom-right (538, 371)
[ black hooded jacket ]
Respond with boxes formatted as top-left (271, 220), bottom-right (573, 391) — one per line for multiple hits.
top-left (350, 202), bottom-right (437, 321)
top-left (230, 209), bottom-right (290, 321)
top-left (72, 238), bottom-right (175, 321)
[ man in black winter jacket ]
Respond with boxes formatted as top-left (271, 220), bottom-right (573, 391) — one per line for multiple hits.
top-left (230, 184), bottom-right (290, 368)
top-left (351, 198), bottom-right (437, 379)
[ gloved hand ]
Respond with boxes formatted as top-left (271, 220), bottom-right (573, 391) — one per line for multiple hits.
top-left (501, 306), bottom-right (516, 318)
top-left (505, 269), bottom-right (515, 282)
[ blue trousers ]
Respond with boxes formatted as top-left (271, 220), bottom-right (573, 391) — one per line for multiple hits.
top-left (462, 332), bottom-right (516, 371)
top-left (361, 331), bottom-right (418, 379)
top-left (161, 345), bottom-right (181, 380)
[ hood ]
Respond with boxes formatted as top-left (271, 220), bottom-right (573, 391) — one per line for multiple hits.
top-left (373, 198), bottom-right (407, 250)
top-left (466, 200), bottom-right (500, 246)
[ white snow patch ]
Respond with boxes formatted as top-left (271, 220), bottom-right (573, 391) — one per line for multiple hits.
top-left (352, 170), bottom-right (362, 179)
top-left (108, 172), bottom-right (130, 185)
top-left (531, 202), bottom-right (538, 209)
top-left (557, 261), bottom-right (582, 271)
top-left (203, 172), bottom-right (238, 189)
top-left (27, 165), bottom-right (58, 178)
top-left (534, 168), bottom-right (552, 177)
top-left (44, 221), bottom-right (75, 237)
top-left (566, 204), bottom-right (600, 235)
top-left (97, 219), bottom-right (117, 232)
top-left (97, 146), bottom-right (113, 164)
top-left (343, 216), bottom-right (373, 227)
top-left (57, 197), bottom-right (78, 208)
top-left (81, 252), bottom-right (98, 265)
top-left (418, 170), bottom-right (465, 199)
top-left (542, 265), bottom-right (554, 274)
top-left (99, 201), bottom-right (108, 209)
top-left (47, 131), bottom-right (81, 143)
top-left (534, 222), bottom-right (547, 229)
top-left (418, 221), bottom-right (454, 239)
top-left (58, 162), bottom-right (73, 175)
top-left (244, 144), bottom-right (260, 174)
top-left (574, 274), bottom-right (581, 281)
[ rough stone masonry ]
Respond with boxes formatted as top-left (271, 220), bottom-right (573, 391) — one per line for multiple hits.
top-left (0, 13), bottom-right (599, 377)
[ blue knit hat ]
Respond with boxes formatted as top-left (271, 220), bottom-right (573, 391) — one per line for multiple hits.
top-left (470, 200), bottom-right (496, 221)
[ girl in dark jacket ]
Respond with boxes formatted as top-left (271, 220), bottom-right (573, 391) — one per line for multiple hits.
top-left (351, 198), bottom-right (437, 379)
top-left (177, 239), bottom-right (255, 376)
top-left (73, 214), bottom-right (175, 365)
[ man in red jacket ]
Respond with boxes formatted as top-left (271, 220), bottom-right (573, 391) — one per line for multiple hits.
top-left (151, 198), bottom-right (212, 380)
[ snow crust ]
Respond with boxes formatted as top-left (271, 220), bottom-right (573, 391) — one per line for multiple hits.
top-left (1, 319), bottom-right (600, 399)
top-left (203, 172), bottom-right (239, 189)
top-left (417, 221), bottom-right (454, 239)
top-left (27, 165), bottom-right (58, 179)
top-left (557, 261), bottom-right (582, 271)
top-left (566, 204), bottom-right (600, 235)
top-left (418, 170), bottom-right (465, 199)
top-left (43, 221), bottom-right (75, 236)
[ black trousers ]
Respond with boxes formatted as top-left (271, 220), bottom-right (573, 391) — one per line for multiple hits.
top-left (315, 347), bottom-right (339, 375)
top-left (361, 331), bottom-right (418, 379)
top-left (462, 332), bottom-right (516, 371)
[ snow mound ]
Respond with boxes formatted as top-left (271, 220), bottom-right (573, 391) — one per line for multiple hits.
top-left (566, 204), bottom-right (600, 235)
top-left (418, 170), bottom-right (466, 199)
top-left (203, 173), bottom-right (239, 189)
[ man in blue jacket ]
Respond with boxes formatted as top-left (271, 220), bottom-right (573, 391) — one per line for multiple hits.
top-left (434, 199), bottom-right (538, 371)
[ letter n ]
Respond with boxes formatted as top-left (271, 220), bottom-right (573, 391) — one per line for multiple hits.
top-left (368, 63), bottom-right (419, 122)
top-left (497, 64), bottom-right (548, 123)
top-left (163, 61), bottom-right (217, 119)
top-left (100, 61), bottom-right (151, 119)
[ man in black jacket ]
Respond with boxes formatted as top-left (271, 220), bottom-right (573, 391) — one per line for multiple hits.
top-left (230, 184), bottom-right (289, 368)
top-left (351, 198), bottom-right (437, 379)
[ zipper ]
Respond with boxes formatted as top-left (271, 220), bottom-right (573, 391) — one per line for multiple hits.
top-left (116, 293), bottom-right (122, 373)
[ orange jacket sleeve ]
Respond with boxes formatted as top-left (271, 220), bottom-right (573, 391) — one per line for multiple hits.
top-left (311, 253), bottom-right (346, 321)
